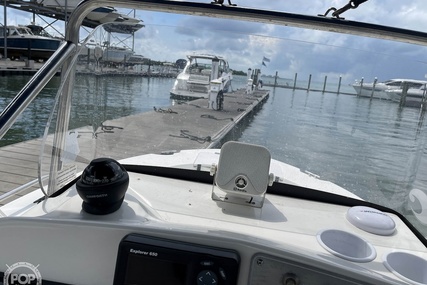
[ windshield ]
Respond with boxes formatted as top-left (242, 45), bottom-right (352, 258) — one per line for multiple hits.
top-left (1, 2), bottom-right (427, 239)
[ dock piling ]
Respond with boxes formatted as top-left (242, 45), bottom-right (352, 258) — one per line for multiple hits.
top-left (274, 71), bottom-right (278, 87)
top-left (421, 84), bottom-right (427, 110)
top-left (400, 81), bottom-right (409, 106)
top-left (293, 73), bottom-right (298, 90)
top-left (371, 77), bottom-right (377, 98)
top-left (322, 76), bottom-right (327, 93)
top-left (423, 75), bottom-right (427, 110)
top-left (357, 77), bottom-right (364, 96)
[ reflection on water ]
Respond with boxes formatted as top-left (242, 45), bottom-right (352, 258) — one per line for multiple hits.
top-left (1, 75), bottom-right (427, 234)
top-left (239, 86), bottom-right (427, 234)
top-left (0, 75), bottom-right (178, 146)
top-left (0, 76), bottom-right (62, 145)
top-left (69, 75), bottom-right (175, 131)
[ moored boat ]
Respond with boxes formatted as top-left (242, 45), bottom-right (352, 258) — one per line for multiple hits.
top-left (0, 25), bottom-right (62, 61)
top-left (103, 46), bottom-right (135, 63)
top-left (170, 53), bottom-right (233, 99)
top-left (352, 78), bottom-right (427, 99)
top-left (386, 84), bottom-right (427, 107)
top-left (37, 0), bottom-right (144, 29)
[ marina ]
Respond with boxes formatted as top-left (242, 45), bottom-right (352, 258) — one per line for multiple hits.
top-left (0, 86), bottom-right (269, 204)
top-left (0, 59), bottom-right (179, 77)
top-left (263, 74), bottom-right (354, 95)
top-left (1, 72), bottom-right (426, 213)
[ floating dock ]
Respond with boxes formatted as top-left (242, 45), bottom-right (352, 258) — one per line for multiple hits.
top-left (0, 60), bottom-right (46, 76)
top-left (0, 60), bottom-right (177, 77)
top-left (0, 88), bottom-right (269, 204)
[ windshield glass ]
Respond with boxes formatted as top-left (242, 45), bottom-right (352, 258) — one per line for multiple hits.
top-left (1, 4), bottom-right (427, 239)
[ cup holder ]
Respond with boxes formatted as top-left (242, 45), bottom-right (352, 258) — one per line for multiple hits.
top-left (317, 229), bottom-right (376, 262)
top-left (383, 252), bottom-right (427, 285)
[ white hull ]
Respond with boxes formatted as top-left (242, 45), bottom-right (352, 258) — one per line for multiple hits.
top-left (170, 77), bottom-right (232, 99)
top-left (103, 47), bottom-right (135, 63)
top-left (96, 11), bottom-right (121, 23)
top-left (352, 78), bottom-right (427, 100)
top-left (352, 84), bottom-right (390, 99)
top-left (386, 88), bottom-right (427, 106)
top-left (38, 0), bottom-right (140, 26)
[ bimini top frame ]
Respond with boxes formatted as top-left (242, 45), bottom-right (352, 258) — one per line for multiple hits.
top-left (67, 0), bottom-right (427, 46)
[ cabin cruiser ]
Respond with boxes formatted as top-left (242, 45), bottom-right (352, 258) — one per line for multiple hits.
top-left (103, 46), bottom-right (136, 63)
top-left (352, 78), bottom-right (427, 100)
top-left (0, 1), bottom-right (427, 285)
top-left (386, 84), bottom-right (427, 107)
top-left (170, 54), bottom-right (233, 99)
top-left (26, 24), bottom-right (59, 39)
top-left (0, 25), bottom-right (62, 61)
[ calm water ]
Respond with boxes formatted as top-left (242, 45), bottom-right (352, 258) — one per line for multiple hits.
top-left (1, 74), bottom-right (427, 233)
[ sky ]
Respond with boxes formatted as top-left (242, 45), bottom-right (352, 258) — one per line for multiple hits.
top-left (3, 0), bottom-right (427, 83)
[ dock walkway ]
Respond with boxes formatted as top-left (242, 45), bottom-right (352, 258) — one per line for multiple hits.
top-left (0, 60), bottom-right (45, 76)
top-left (0, 88), bottom-right (269, 204)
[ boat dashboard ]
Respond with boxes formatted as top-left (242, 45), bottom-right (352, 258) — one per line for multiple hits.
top-left (0, 165), bottom-right (426, 285)
top-left (0, 214), bottom-right (415, 285)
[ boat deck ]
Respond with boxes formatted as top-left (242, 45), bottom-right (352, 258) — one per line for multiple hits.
top-left (0, 88), bottom-right (269, 205)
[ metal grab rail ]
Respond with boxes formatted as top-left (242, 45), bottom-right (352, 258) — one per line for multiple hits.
top-left (0, 41), bottom-right (76, 139)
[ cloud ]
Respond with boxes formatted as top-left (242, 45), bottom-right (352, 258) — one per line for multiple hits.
top-left (140, 4), bottom-right (427, 79)
top-left (3, 1), bottom-right (427, 80)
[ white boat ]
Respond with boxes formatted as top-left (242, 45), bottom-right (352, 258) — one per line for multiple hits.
top-left (103, 46), bottom-right (135, 63)
top-left (385, 84), bottom-right (427, 107)
top-left (88, 7), bottom-right (121, 23)
top-left (0, 25), bottom-right (62, 61)
top-left (38, 0), bottom-right (117, 21)
top-left (38, 0), bottom-right (143, 30)
top-left (352, 78), bottom-right (427, 99)
top-left (127, 54), bottom-right (145, 64)
top-left (1, 1), bottom-right (427, 285)
top-left (170, 54), bottom-right (233, 99)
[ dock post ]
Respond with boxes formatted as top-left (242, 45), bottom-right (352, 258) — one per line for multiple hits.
top-left (307, 74), bottom-right (312, 91)
top-left (337, 76), bottom-right (342, 94)
top-left (421, 84), bottom-right (427, 110)
top-left (400, 81), bottom-right (409, 106)
top-left (274, 71), bottom-right (278, 87)
top-left (293, 73), bottom-right (298, 90)
top-left (371, 77), bottom-right (377, 98)
top-left (358, 77), bottom-right (364, 96)
top-left (322, 76), bottom-right (327, 93)
top-left (2, 7), bottom-right (7, 60)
